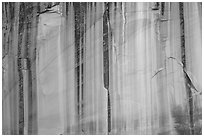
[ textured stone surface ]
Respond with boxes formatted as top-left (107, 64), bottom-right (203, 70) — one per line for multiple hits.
top-left (2, 2), bottom-right (202, 135)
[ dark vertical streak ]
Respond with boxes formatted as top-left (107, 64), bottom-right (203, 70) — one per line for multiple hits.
top-left (161, 2), bottom-right (165, 15)
top-left (3, 3), bottom-right (15, 135)
top-left (74, 3), bottom-right (86, 133)
top-left (18, 2), bottom-right (33, 134)
top-left (29, 2), bottom-right (38, 134)
top-left (74, 2), bottom-right (80, 131)
top-left (179, 2), bottom-right (194, 135)
top-left (81, 3), bottom-right (86, 133)
top-left (20, 3), bottom-right (28, 134)
top-left (6, 2), bottom-right (20, 134)
top-left (79, 2), bottom-right (86, 133)
top-left (17, 2), bottom-right (25, 135)
top-left (103, 2), bottom-right (111, 134)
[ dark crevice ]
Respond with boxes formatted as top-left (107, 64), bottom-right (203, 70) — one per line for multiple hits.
top-left (74, 3), bottom-right (86, 133)
top-left (103, 2), bottom-right (111, 134)
top-left (18, 3), bottom-right (25, 135)
top-left (179, 2), bottom-right (194, 135)
top-left (161, 2), bottom-right (165, 15)
top-left (74, 3), bottom-right (81, 131)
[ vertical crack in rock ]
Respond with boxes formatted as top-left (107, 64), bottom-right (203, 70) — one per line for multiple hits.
top-left (74, 3), bottom-right (86, 133)
top-left (18, 3), bottom-right (25, 135)
top-left (74, 2), bottom-right (81, 132)
top-left (103, 2), bottom-right (111, 134)
top-left (161, 2), bottom-right (165, 15)
top-left (80, 3), bottom-right (86, 133)
top-left (179, 2), bottom-right (194, 135)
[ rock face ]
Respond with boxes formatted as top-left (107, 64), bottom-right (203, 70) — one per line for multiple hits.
top-left (2, 2), bottom-right (202, 135)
